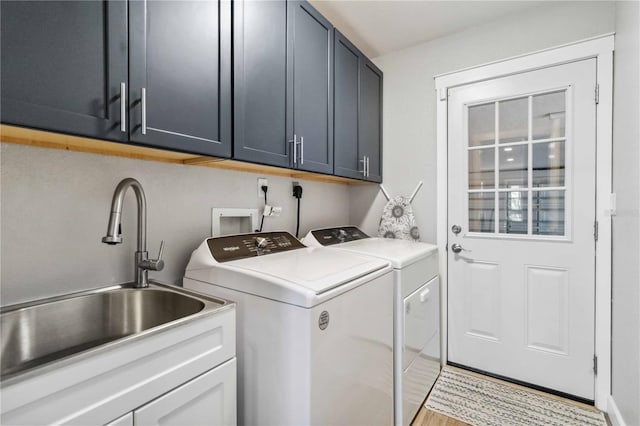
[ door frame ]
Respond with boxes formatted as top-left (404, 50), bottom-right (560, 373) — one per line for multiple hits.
top-left (434, 34), bottom-right (614, 410)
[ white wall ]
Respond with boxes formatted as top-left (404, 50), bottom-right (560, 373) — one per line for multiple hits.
top-left (611, 2), bottom-right (640, 424)
top-left (348, 1), bottom-right (616, 241)
top-left (0, 143), bottom-right (350, 306)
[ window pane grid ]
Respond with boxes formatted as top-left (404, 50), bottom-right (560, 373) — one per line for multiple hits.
top-left (467, 138), bottom-right (566, 155)
top-left (468, 187), bottom-right (567, 194)
top-left (527, 95), bottom-right (533, 236)
top-left (494, 101), bottom-right (500, 232)
top-left (466, 90), bottom-right (568, 237)
top-left (468, 137), bottom-right (566, 151)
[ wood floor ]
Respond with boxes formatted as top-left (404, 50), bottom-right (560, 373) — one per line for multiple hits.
top-left (410, 366), bottom-right (606, 426)
top-left (412, 406), bottom-right (469, 426)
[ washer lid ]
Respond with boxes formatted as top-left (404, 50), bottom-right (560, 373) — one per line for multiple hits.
top-left (184, 237), bottom-right (392, 307)
top-left (228, 247), bottom-right (389, 295)
top-left (334, 238), bottom-right (437, 269)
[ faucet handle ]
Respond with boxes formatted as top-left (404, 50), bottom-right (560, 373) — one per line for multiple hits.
top-left (157, 240), bottom-right (165, 262)
top-left (140, 240), bottom-right (165, 272)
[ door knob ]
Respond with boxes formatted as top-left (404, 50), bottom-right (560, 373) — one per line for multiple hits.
top-left (451, 243), bottom-right (470, 254)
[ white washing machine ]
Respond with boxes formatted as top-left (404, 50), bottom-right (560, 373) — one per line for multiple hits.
top-left (304, 226), bottom-right (440, 426)
top-left (183, 231), bottom-right (395, 426)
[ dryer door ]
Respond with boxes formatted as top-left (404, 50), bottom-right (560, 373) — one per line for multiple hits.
top-left (403, 277), bottom-right (439, 371)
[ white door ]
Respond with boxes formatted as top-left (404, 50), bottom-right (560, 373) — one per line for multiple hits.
top-left (447, 59), bottom-right (597, 400)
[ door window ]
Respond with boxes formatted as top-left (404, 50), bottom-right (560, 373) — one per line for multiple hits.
top-left (466, 90), bottom-right (569, 237)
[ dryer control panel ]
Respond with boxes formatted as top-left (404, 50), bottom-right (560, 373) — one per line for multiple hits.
top-left (207, 231), bottom-right (306, 262)
top-left (310, 227), bottom-right (369, 246)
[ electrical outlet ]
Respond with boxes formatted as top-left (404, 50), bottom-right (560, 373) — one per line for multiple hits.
top-left (292, 181), bottom-right (299, 195)
top-left (292, 181), bottom-right (303, 199)
top-left (258, 178), bottom-right (268, 198)
top-left (263, 205), bottom-right (283, 217)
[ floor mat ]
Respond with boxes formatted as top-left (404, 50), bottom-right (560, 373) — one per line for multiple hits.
top-left (424, 368), bottom-right (606, 426)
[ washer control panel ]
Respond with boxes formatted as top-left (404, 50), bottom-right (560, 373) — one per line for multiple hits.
top-left (207, 231), bottom-right (305, 262)
top-left (310, 226), bottom-right (369, 246)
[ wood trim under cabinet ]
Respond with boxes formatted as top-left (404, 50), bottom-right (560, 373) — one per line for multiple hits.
top-left (0, 125), bottom-right (369, 185)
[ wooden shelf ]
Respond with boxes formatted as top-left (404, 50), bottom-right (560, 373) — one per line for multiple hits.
top-left (0, 125), bottom-right (370, 185)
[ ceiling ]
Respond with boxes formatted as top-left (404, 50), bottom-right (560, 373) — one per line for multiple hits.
top-left (309, 1), bottom-right (542, 58)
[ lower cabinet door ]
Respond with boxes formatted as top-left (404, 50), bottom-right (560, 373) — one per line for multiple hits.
top-left (133, 358), bottom-right (237, 426)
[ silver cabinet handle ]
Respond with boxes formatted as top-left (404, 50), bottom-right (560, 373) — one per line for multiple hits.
top-left (299, 136), bottom-right (304, 165)
top-left (120, 82), bottom-right (127, 133)
top-left (366, 156), bottom-right (370, 177)
top-left (359, 156), bottom-right (366, 174)
top-left (141, 87), bottom-right (147, 135)
top-left (289, 134), bottom-right (297, 164)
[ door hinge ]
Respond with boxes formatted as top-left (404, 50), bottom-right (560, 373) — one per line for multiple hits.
top-left (445, 243), bottom-right (448, 252)
top-left (593, 355), bottom-right (598, 375)
top-left (595, 84), bottom-right (600, 105)
top-left (594, 220), bottom-right (599, 242)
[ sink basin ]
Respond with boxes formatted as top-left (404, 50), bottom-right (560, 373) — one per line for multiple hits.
top-left (1, 283), bottom-right (229, 381)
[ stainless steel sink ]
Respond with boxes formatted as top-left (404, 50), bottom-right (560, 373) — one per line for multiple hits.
top-left (1, 283), bottom-right (230, 381)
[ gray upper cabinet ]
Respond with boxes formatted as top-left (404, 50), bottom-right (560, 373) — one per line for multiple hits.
top-left (334, 32), bottom-right (363, 180)
top-left (233, 0), bottom-right (290, 167)
top-left (234, 0), bottom-right (333, 173)
top-left (334, 30), bottom-right (383, 183)
top-left (129, 0), bottom-right (231, 157)
top-left (1, 1), bottom-right (128, 142)
top-left (360, 58), bottom-right (383, 183)
top-left (3, 0), bottom-right (379, 182)
top-left (288, 1), bottom-right (334, 174)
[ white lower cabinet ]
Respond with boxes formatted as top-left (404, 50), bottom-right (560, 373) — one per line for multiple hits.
top-left (133, 358), bottom-right (237, 426)
top-left (1, 306), bottom-right (237, 426)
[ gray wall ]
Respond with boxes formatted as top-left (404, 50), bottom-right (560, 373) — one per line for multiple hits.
top-left (348, 1), bottom-right (616, 240)
top-left (0, 143), bottom-right (350, 306)
top-left (611, 2), bottom-right (640, 424)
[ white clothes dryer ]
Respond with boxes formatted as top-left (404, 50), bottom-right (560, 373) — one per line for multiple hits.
top-left (304, 226), bottom-right (440, 426)
top-left (184, 231), bottom-right (394, 426)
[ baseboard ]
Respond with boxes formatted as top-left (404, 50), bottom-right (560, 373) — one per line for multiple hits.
top-left (607, 395), bottom-right (627, 426)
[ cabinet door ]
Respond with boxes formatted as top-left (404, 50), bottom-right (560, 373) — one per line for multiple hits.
top-left (233, 0), bottom-right (291, 167)
top-left (288, 1), bottom-right (334, 174)
top-left (333, 30), bottom-right (364, 180)
top-left (359, 59), bottom-right (383, 183)
top-left (129, 0), bottom-right (231, 157)
top-left (1, 1), bottom-right (128, 142)
top-left (133, 358), bottom-right (237, 426)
